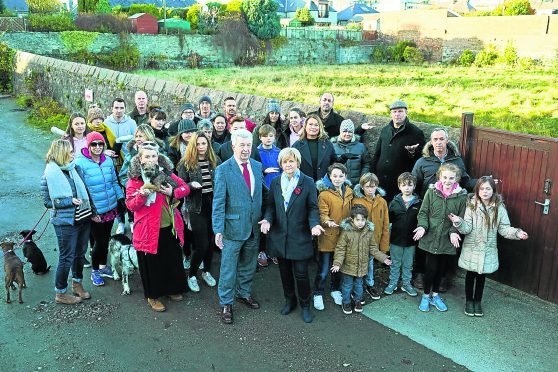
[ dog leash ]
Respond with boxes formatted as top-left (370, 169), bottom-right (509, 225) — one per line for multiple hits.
top-left (16, 209), bottom-right (49, 248)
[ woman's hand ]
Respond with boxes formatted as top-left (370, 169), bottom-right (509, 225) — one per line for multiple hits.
top-left (326, 220), bottom-right (339, 228)
top-left (91, 215), bottom-right (101, 223)
top-left (330, 265), bottom-right (340, 273)
top-left (138, 188), bottom-right (152, 197)
top-left (190, 181), bottom-right (202, 189)
top-left (264, 167), bottom-right (280, 174)
top-left (259, 219), bottom-right (270, 234)
top-left (450, 233), bottom-right (461, 248)
top-left (413, 227), bottom-right (425, 241)
top-left (72, 198), bottom-right (82, 206)
top-left (448, 213), bottom-right (461, 224)
top-left (159, 184), bottom-right (173, 196)
top-left (311, 225), bottom-right (325, 236)
top-left (104, 149), bottom-right (117, 157)
top-left (517, 230), bottom-right (529, 240)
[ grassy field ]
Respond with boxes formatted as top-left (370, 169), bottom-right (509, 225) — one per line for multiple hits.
top-left (138, 64), bottom-right (558, 138)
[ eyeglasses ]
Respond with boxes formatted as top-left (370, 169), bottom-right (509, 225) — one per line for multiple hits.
top-left (90, 142), bottom-right (104, 148)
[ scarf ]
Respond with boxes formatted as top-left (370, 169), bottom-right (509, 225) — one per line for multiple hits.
top-left (140, 167), bottom-right (158, 206)
top-left (280, 169), bottom-right (300, 211)
top-left (180, 142), bottom-right (187, 157)
top-left (44, 161), bottom-right (91, 210)
top-left (435, 181), bottom-right (458, 198)
top-left (87, 121), bottom-right (116, 148)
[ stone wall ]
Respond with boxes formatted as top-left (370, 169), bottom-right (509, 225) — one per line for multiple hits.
top-left (12, 51), bottom-right (462, 154)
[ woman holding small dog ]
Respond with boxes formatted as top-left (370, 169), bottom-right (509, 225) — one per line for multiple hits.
top-left (126, 143), bottom-right (191, 312)
top-left (41, 139), bottom-right (93, 304)
top-left (177, 131), bottom-right (220, 293)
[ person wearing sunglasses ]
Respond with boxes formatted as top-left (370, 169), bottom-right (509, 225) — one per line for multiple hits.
top-left (76, 132), bottom-right (124, 287)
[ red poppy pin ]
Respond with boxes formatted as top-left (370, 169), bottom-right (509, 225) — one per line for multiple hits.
top-left (294, 187), bottom-right (301, 195)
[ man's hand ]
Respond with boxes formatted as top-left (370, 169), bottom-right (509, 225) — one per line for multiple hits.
top-left (259, 219), bottom-right (270, 234)
top-left (215, 233), bottom-right (224, 250)
top-left (264, 167), bottom-right (280, 174)
top-left (450, 233), bottom-right (461, 248)
top-left (311, 225), bottom-right (325, 236)
top-left (405, 143), bottom-right (420, 154)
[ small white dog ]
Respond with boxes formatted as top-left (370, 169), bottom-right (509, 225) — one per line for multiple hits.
top-left (108, 234), bottom-right (138, 295)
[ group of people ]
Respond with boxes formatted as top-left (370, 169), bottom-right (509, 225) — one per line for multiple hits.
top-left (41, 90), bottom-right (528, 324)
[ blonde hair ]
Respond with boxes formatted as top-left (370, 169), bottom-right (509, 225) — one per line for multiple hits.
top-left (359, 172), bottom-right (379, 187)
top-left (437, 163), bottom-right (462, 182)
top-left (179, 131), bottom-right (218, 172)
top-left (278, 147), bottom-right (301, 167)
top-left (45, 139), bottom-right (73, 166)
top-left (299, 114), bottom-right (328, 141)
top-left (135, 124), bottom-right (156, 142)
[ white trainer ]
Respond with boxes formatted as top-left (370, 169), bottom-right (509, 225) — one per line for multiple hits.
top-left (313, 295), bottom-right (325, 311)
top-left (187, 276), bottom-right (200, 292)
top-left (201, 272), bottom-right (216, 287)
top-left (330, 291), bottom-right (343, 306)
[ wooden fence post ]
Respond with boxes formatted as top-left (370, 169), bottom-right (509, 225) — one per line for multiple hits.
top-left (460, 112), bottom-right (474, 169)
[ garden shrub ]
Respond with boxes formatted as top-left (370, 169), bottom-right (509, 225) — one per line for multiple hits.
top-left (403, 46), bottom-right (424, 64)
top-left (0, 41), bottom-right (15, 92)
top-left (27, 0), bottom-right (60, 13)
top-left (474, 44), bottom-right (499, 67)
top-left (75, 13), bottom-right (132, 33)
top-left (498, 42), bottom-right (518, 66)
top-left (388, 40), bottom-right (416, 62)
top-left (28, 12), bottom-right (76, 31)
top-left (128, 4), bottom-right (160, 18)
top-left (94, 0), bottom-right (112, 14)
top-left (370, 45), bottom-right (389, 63)
top-left (186, 4), bottom-right (202, 30)
top-left (517, 56), bottom-right (537, 70)
top-left (458, 50), bottom-right (475, 66)
top-left (60, 31), bottom-right (99, 52)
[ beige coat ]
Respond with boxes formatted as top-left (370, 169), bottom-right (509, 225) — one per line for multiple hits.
top-left (353, 185), bottom-right (390, 253)
top-left (317, 178), bottom-right (354, 253)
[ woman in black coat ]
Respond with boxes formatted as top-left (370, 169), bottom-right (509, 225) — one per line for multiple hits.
top-left (292, 114), bottom-right (337, 183)
top-left (260, 147), bottom-right (324, 323)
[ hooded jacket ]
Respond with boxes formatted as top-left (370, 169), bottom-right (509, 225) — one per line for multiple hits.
top-left (104, 114), bottom-right (137, 142)
top-left (333, 219), bottom-right (388, 277)
top-left (389, 193), bottom-right (422, 247)
top-left (331, 134), bottom-right (372, 186)
top-left (125, 154), bottom-right (190, 254)
top-left (316, 175), bottom-right (353, 252)
top-left (352, 184), bottom-right (390, 253)
top-left (417, 183), bottom-right (467, 255)
top-left (455, 194), bottom-right (523, 274)
top-left (412, 140), bottom-right (475, 196)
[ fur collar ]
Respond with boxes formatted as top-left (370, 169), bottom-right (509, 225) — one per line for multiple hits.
top-left (353, 184), bottom-right (386, 199)
top-left (316, 174), bottom-right (352, 192)
top-left (340, 218), bottom-right (374, 232)
top-left (128, 153), bottom-right (174, 180)
top-left (422, 140), bottom-right (460, 158)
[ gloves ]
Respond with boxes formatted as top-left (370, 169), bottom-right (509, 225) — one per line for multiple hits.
top-left (338, 153), bottom-right (359, 163)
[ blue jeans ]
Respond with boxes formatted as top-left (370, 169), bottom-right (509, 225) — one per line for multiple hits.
top-left (388, 244), bottom-right (415, 286)
top-left (341, 274), bottom-right (363, 304)
top-left (53, 222), bottom-right (91, 293)
top-left (364, 256), bottom-right (375, 287)
top-left (313, 252), bottom-right (340, 295)
top-left (218, 235), bottom-right (259, 306)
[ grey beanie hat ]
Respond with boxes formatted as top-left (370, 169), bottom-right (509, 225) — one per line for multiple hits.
top-left (268, 99), bottom-right (281, 113)
top-left (180, 103), bottom-right (195, 113)
top-left (340, 119), bottom-right (355, 133)
top-left (389, 100), bottom-right (408, 110)
top-left (177, 119), bottom-right (197, 134)
top-left (198, 95), bottom-right (212, 105)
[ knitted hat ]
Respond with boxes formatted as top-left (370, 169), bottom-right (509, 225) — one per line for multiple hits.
top-left (87, 107), bottom-right (105, 123)
top-left (389, 100), bottom-right (408, 110)
top-left (180, 103), bottom-right (195, 113)
top-left (86, 131), bottom-right (105, 147)
top-left (198, 95), bottom-right (212, 106)
top-left (340, 119), bottom-right (355, 133)
top-left (177, 119), bottom-right (197, 134)
top-left (268, 99), bottom-right (281, 114)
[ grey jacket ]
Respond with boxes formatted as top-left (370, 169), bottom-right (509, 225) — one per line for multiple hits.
top-left (331, 134), bottom-right (371, 185)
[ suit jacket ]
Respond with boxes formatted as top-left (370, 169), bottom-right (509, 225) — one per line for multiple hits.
top-left (218, 141), bottom-right (261, 163)
top-left (293, 138), bottom-right (336, 182)
top-left (264, 173), bottom-right (320, 260)
top-left (212, 157), bottom-right (264, 241)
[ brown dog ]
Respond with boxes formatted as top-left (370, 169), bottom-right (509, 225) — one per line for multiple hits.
top-left (2, 242), bottom-right (26, 304)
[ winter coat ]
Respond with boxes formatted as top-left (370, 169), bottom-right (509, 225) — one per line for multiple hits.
top-left (455, 195), bottom-right (523, 274)
top-left (331, 135), bottom-right (372, 186)
top-left (317, 176), bottom-right (354, 253)
top-left (119, 139), bottom-right (165, 187)
top-left (308, 109), bottom-right (345, 138)
top-left (412, 141), bottom-right (475, 197)
top-left (352, 185), bottom-right (390, 253)
top-left (104, 114), bottom-right (137, 142)
top-left (389, 193), bottom-right (422, 247)
top-left (417, 184), bottom-right (467, 255)
top-left (75, 149), bottom-right (124, 215)
top-left (333, 219), bottom-right (387, 277)
top-left (125, 154), bottom-right (190, 254)
top-left (264, 173), bottom-right (320, 260)
top-left (152, 128), bottom-right (169, 153)
top-left (129, 107), bottom-right (148, 126)
top-left (371, 118), bottom-right (425, 200)
top-left (293, 138), bottom-right (337, 182)
top-left (257, 144), bottom-right (281, 188)
top-left (177, 157), bottom-right (221, 215)
top-left (213, 130), bottom-right (230, 145)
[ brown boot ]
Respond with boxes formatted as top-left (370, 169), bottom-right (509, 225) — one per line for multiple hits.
top-left (55, 293), bottom-right (83, 305)
top-left (72, 282), bottom-right (91, 300)
top-left (147, 298), bottom-right (166, 312)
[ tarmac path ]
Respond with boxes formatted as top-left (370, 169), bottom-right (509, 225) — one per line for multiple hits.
top-left (0, 97), bottom-right (467, 371)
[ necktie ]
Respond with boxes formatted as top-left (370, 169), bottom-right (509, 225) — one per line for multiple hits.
top-left (242, 162), bottom-right (251, 192)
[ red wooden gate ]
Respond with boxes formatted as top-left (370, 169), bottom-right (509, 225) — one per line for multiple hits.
top-left (459, 113), bottom-right (558, 304)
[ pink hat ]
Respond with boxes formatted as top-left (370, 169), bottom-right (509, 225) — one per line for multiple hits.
top-left (86, 132), bottom-right (105, 147)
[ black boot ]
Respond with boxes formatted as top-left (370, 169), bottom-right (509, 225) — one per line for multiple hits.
top-left (302, 306), bottom-right (314, 323)
top-left (280, 299), bottom-right (297, 315)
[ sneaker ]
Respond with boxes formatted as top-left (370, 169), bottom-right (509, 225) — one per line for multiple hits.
top-left (83, 257), bottom-right (91, 268)
top-left (130, 222), bottom-right (134, 234)
top-left (419, 294), bottom-right (430, 312)
top-left (98, 266), bottom-right (114, 278)
top-left (183, 257), bottom-right (191, 270)
top-left (116, 222), bottom-right (125, 235)
top-left (354, 301), bottom-right (363, 313)
top-left (401, 283), bottom-right (418, 297)
top-left (474, 301), bottom-right (484, 317)
top-left (464, 300), bottom-right (475, 316)
top-left (271, 257), bottom-right (279, 265)
top-left (313, 295), bottom-right (324, 311)
top-left (201, 272), bottom-right (216, 287)
top-left (365, 285), bottom-right (381, 300)
top-left (257, 252), bottom-right (269, 267)
top-left (330, 290), bottom-right (343, 305)
top-left (199, 262), bottom-right (205, 270)
top-left (342, 303), bottom-right (353, 314)
top-left (90, 270), bottom-right (105, 286)
top-left (384, 283), bottom-right (397, 295)
top-left (430, 294), bottom-right (448, 312)
top-left (187, 276), bottom-right (200, 292)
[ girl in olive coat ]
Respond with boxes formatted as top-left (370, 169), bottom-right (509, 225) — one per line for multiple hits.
top-left (413, 163), bottom-right (467, 313)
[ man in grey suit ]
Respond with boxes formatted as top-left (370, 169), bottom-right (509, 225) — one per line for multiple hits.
top-left (213, 129), bottom-right (265, 324)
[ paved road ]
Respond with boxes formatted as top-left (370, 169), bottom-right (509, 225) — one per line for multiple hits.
top-left (0, 97), bottom-right (466, 371)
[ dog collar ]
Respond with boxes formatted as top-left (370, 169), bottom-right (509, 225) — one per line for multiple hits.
top-left (3, 249), bottom-right (14, 255)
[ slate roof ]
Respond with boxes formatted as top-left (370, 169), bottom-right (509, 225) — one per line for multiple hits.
top-left (337, 3), bottom-right (378, 22)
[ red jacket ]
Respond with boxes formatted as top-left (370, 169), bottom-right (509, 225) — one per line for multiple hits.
top-left (126, 174), bottom-right (190, 254)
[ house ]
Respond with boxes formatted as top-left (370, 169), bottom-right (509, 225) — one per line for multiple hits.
top-left (109, 0), bottom-right (197, 7)
top-left (274, 0), bottom-right (337, 25)
top-left (337, 2), bottom-right (378, 25)
top-left (275, 0), bottom-right (308, 18)
top-left (376, 0), bottom-right (425, 12)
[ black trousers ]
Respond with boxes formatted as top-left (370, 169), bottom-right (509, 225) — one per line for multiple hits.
top-left (465, 271), bottom-right (486, 301)
top-left (423, 251), bottom-right (451, 295)
top-left (188, 194), bottom-right (214, 277)
top-left (278, 257), bottom-right (311, 306)
top-left (90, 219), bottom-right (115, 270)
